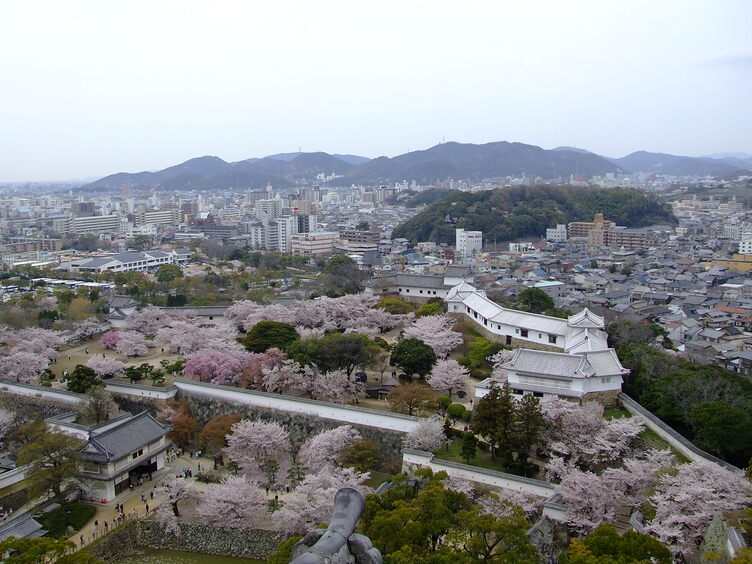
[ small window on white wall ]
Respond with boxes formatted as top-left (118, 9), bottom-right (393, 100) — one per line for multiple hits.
top-left (601, 377), bottom-right (610, 383)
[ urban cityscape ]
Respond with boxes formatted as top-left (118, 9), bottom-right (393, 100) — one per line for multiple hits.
top-left (0, 2), bottom-right (750, 564)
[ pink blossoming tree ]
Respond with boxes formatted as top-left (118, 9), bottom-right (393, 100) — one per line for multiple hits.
top-left (403, 418), bottom-right (446, 452)
top-left (298, 425), bottom-right (361, 473)
top-left (225, 420), bottom-right (292, 484)
top-left (196, 475), bottom-right (266, 529)
top-left (87, 356), bottom-right (126, 379)
top-left (403, 315), bottom-right (463, 358)
top-left (183, 350), bottom-right (246, 385)
top-left (114, 330), bottom-right (149, 357)
top-left (542, 398), bottom-right (643, 468)
top-left (309, 369), bottom-right (365, 404)
top-left (646, 462), bottom-right (752, 555)
top-left (0, 351), bottom-right (50, 384)
top-left (274, 466), bottom-right (371, 534)
top-left (100, 331), bottom-right (122, 349)
top-left (427, 359), bottom-right (469, 398)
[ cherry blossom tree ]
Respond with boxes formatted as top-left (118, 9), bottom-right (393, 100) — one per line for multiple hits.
top-left (13, 328), bottom-right (62, 359)
top-left (489, 350), bottom-right (515, 382)
top-left (114, 330), bottom-right (149, 357)
top-left (479, 490), bottom-right (542, 518)
top-left (100, 331), bottom-right (122, 349)
top-left (274, 466), bottom-right (371, 534)
top-left (427, 359), bottom-right (469, 398)
top-left (87, 356), bottom-right (126, 379)
top-left (238, 348), bottom-right (287, 390)
top-left (71, 319), bottom-right (101, 342)
top-left (262, 359), bottom-right (311, 395)
top-left (298, 426), bottom-right (361, 473)
top-left (225, 420), bottom-right (292, 483)
top-left (227, 293), bottom-right (411, 335)
top-left (646, 462), bottom-right (752, 555)
top-left (156, 476), bottom-right (195, 535)
top-left (542, 398), bottom-right (643, 468)
top-left (548, 449), bottom-right (675, 535)
top-left (295, 326), bottom-right (325, 341)
top-left (0, 351), bottom-right (50, 384)
top-left (196, 475), bottom-right (266, 529)
top-left (183, 350), bottom-right (245, 385)
top-left (125, 305), bottom-right (172, 335)
top-left (403, 315), bottom-right (463, 358)
top-left (403, 418), bottom-right (446, 452)
top-left (309, 369), bottom-right (365, 404)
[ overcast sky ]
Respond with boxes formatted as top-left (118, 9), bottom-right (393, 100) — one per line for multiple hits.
top-left (1, 0), bottom-right (750, 181)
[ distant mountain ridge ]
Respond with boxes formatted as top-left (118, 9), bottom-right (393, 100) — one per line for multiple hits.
top-left (80, 141), bottom-right (750, 191)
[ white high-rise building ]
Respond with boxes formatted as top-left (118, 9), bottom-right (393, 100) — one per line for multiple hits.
top-left (255, 198), bottom-right (283, 221)
top-left (546, 224), bottom-right (568, 243)
top-left (739, 233), bottom-right (752, 255)
top-left (456, 228), bottom-right (482, 258)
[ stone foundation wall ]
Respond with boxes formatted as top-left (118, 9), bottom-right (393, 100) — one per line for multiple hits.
top-left (0, 393), bottom-right (73, 421)
top-left (185, 396), bottom-right (405, 472)
top-left (112, 387), bottom-right (407, 472)
top-left (86, 520), bottom-right (285, 562)
top-left (581, 390), bottom-right (620, 406)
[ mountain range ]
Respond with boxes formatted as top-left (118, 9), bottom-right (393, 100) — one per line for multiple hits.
top-left (81, 142), bottom-right (751, 191)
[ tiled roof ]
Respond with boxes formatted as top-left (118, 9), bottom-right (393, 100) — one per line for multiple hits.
top-left (81, 412), bottom-right (170, 463)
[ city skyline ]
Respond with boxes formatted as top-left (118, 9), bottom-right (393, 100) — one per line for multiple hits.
top-left (1, 0), bottom-right (750, 182)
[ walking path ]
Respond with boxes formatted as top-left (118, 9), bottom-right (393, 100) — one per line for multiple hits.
top-left (68, 453), bottom-right (210, 550)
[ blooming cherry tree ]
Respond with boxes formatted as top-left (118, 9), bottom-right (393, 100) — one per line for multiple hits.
top-left (403, 418), bottom-right (446, 452)
top-left (403, 315), bottom-right (463, 358)
top-left (87, 356), bottom-right (126, 379)
top-left (0, 351), bottom-right (50, 384)
top-left (274, 466), bottom-right (371, 534)
top-left (14, 328), bottom-right (63, 359)
top-left (196, 475), bottom-right (266, 529)
top-left (646, 462), bottom-right (752, 555)
top-left (114, 331), bottom-right (149, 357)
top-left (310, 369), bottom-right (365, 404)
top-left (183, 350), bottom-right (245, 385)
top-left (298, 426), bottom-right (361, 473)
top-left (126, 305), bottom-right (173, 335)
top-left (225, 420), bottom-right (292, 483)
top-left (238, 348), bottom-right (287, 390)
top-left (427, 359), bottom-right (469, 397)
top-left (542, 398), bottom-right (643, 468)
top-left (548, 449), bottom-right (675, 535)
top-left (262, 359), bottom-right (310, 395)
top-left (100, 331), bottom-right (122, 349)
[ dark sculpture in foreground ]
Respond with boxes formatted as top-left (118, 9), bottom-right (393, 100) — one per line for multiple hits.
top-left (289, 487), bottom-right (382, 564)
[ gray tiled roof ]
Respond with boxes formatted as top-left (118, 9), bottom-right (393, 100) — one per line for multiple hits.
top-left (81, 412), bottom-right (170, 463)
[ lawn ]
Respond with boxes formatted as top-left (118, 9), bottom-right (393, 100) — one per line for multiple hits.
top-left (434, 438), bottom-right (507, 473)
top-left (40, 502), bottom-right (96, 538)
top-left (603, 405), bottom-right (631, 420)
top-left (639, 428), bottom-right (691, 464)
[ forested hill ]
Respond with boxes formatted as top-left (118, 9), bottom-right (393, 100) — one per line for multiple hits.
top-left (391, 185), bottom-right (676, 245)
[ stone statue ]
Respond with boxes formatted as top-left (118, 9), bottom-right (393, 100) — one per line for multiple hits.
top-left (289, 487), bottom-right (382, 564)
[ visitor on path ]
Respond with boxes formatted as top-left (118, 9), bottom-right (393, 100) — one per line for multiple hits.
top-left (80, 535), bottom-right (84, 547)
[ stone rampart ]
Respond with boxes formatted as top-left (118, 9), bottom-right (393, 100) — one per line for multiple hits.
top-left (86, 519), bottom-right (285, 562)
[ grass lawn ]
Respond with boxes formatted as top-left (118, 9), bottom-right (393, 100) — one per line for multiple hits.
top-left (603, 405), bottom-right (632, 420)
top-left (52, 337), bottom-right (183, 385)
top-left (364, 471), bottom-right (392, 490)
top-left (434, 439), bottom-right (508, 473)
top-left (639, 428), bottom-right (691, 464)
top-left (40, 502), bottom-right (96, 538)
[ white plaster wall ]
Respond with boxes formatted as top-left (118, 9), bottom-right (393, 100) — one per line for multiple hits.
top-left (174, 379), bottom-right (422, 433)
top-left (402, 450), bottom-right (554, 497)
top-left (0, 383), bottom-right (85, 405)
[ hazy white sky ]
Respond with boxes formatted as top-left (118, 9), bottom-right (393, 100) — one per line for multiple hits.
top-left (1, 0), bottom-right (750, 181)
